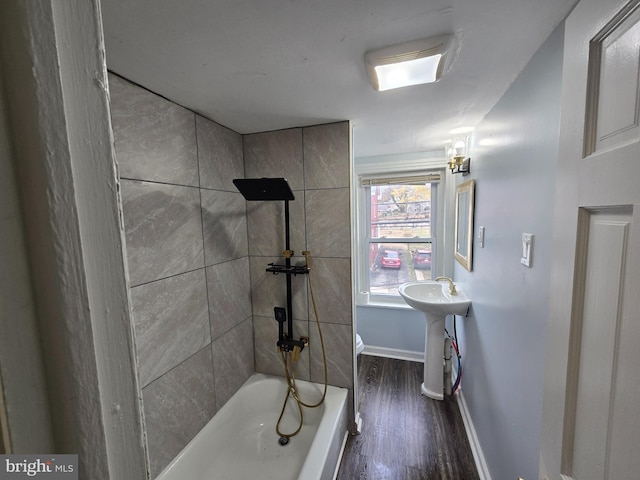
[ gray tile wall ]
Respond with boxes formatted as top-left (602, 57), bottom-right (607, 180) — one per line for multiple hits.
top-left (110, 73), bottom-right (354, 477)
top-left (244, 122), bottom-right (354, 396)
top-left (109, 73), bottom-right (253, 478)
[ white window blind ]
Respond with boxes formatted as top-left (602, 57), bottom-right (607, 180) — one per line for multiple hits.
top-left (360, 172), bottom-right (441, 186)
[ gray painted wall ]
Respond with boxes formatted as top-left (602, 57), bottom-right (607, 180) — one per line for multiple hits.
top-left (1, 4), bottom-right (147, 474)
top-left (356, 306), bottom-right (425, 354)
top-left (0, 41), bottom-right (54, 455)
top-left (452, 24), bottom-right (564, 480)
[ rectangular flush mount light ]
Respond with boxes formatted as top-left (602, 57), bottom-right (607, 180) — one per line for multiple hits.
top-left (365, 35), bottom-right (452, 91)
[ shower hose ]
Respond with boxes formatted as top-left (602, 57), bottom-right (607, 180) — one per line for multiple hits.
top-left (276, 250), bottom-right (329, 443)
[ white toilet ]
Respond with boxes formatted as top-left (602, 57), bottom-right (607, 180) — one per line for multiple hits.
top-left (355, 333), bottom-right (365, 355)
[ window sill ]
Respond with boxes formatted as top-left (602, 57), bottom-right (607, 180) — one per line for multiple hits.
top-left (355, 292), bottom-right (414, 310)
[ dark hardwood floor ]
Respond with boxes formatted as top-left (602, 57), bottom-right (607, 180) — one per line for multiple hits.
top-left (337, 355), bottom-right (479, 480)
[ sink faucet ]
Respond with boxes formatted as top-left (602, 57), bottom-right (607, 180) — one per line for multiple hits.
top-left (435, 276), bottom-right (457, 296)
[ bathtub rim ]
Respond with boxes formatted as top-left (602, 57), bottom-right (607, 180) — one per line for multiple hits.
top-left (155, 372), bottom-right (348, 480)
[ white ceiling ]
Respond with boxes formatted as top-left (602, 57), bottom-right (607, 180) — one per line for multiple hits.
top-left (101, 0), bottom-right (577, 159)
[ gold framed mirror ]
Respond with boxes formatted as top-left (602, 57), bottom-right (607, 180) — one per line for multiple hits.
top-left (455, 179), bottom-right (475, 271)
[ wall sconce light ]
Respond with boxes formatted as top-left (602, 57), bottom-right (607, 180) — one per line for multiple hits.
top-left (446, 137), bottom-right (471, 175)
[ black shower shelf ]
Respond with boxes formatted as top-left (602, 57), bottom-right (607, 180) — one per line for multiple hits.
top-left (266, 263), bottom-right (309, 275)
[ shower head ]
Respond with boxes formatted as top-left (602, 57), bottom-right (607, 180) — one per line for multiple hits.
top-left (233, 178), bottom-right (295, 201)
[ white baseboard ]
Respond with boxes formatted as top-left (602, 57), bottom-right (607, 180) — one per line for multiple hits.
top-left (353, 411), bottom-right (363, 435)
top-left (361, 346), bottom-right (423, 363)
top-left (456, 388), bottom-right (492, 480)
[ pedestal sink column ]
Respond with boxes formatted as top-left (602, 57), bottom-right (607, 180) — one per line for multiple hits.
top-left (398, 281), bottom-right (470, 402)
top-left (422, 314), bottom-right (446, 400)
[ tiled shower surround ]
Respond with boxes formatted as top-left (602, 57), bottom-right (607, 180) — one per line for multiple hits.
top-left (108, 73), bottom-right (353, 477)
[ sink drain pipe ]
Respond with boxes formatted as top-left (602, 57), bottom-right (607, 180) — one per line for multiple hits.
top-left (444, 336), bottom-right (453, 396)
top-left (445, 319), bottom-right (463, 396)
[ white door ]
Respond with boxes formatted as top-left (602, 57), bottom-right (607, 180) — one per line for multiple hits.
top-left (540, 0), bottom-right (640, 479)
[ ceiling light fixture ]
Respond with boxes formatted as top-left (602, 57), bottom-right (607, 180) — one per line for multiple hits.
top-left (365, 35), bottom-right (452, 91)
top-left (449, 126), bottom-right (475, 135)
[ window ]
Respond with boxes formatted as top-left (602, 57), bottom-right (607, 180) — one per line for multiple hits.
top-left (360, 172), bottom-right (440, 299)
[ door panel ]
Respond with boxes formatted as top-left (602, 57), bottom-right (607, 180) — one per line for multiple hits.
top-left (541, 0), bottom-right (640, 479)
top-left (586, 5), bottom-right (640, 155)
top-left (582, 0), bottom-right (640, 207)
top-left (605, 208), bottom-right (640, 478)
top-left (568, 209), bottom-right (633, 479)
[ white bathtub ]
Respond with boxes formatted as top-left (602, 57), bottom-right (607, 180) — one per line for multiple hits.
top-left (155, 373), bottom-right (349, 480)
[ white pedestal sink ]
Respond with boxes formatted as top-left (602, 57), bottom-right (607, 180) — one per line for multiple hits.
top-left (399, 280), bottom-right (471, 400)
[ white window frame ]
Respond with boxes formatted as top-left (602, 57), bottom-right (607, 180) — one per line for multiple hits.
top-left (353, 152), bottom-right (453, 307)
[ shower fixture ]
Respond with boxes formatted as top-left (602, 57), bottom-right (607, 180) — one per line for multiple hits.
top-left (234, 177), bottom-right (330, 444)
top-left (233, 177), bottom-right (307, 353)
top-left (232, 177), bottom-right (295, 201)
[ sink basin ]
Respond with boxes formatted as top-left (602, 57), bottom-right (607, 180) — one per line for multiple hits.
top-left (399, 281), bottom-right (470, 316)
top-left (399, 280), bottom-right (471, 400)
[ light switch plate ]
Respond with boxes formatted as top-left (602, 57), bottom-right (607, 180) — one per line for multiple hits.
top-left (478, 226), bottom-right (485, 248)
top-left (521, 233), bottom-right (533, 267)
